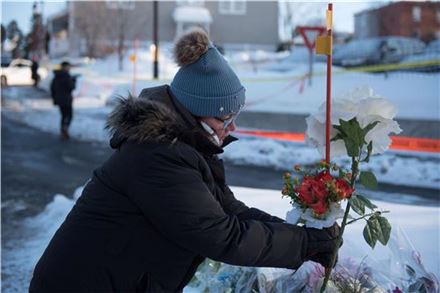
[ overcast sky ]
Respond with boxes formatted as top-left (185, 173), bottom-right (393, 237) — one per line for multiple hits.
top-left (1, 1), bottom-right (371, 35)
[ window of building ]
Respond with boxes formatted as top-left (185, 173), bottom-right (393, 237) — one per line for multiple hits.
top-left (436, 8), bottom-right (440, 23)
top-left (412, 6), bottom-right (421, 22)
top-left (219, 0), bottom-right (246, 15)
top-left (105, 1), bottom-right (135, 10)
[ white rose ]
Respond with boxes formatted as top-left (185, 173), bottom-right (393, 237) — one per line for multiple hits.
top-left (305, 87), bottom-right (402, 157)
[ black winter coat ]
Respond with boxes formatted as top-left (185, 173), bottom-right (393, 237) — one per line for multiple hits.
top-left (30, 85), bottom-right (308, 293)
top-left (50, 70), bottom-right (76, 107)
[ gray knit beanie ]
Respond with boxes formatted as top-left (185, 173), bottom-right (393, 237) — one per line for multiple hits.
top-left (170, 28), bottom-right (245, 118)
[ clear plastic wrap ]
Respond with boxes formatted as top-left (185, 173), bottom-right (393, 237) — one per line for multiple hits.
top-left (186, 226), bottom-right (438, 293)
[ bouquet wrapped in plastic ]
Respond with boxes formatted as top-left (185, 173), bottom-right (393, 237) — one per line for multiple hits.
top-left (186, 227), bottom-right (438, 293)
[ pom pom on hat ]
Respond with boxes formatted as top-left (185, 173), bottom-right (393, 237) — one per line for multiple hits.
top-left (174, 28), bottom-right (210, 67)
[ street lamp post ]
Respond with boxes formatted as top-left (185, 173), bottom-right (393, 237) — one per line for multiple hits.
top-left (153, 0), bottom-right (159, 79)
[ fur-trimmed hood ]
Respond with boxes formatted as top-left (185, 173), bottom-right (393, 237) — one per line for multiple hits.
top-left (106, 96), bottom-right (189, 145)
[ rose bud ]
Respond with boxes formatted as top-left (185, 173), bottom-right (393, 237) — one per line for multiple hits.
top-left (319, 160), bottom-right (329, 168)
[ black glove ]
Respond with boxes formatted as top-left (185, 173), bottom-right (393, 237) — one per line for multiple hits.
top-left (308, 251), bottom-right (337, 268)
top-left (304, 223), bottom-right (341, 268)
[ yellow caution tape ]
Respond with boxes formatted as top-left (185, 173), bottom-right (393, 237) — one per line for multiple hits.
top-left (242, 59), bottom-right (440, 82)
top-left (337, 59), bottom-right (440, 74)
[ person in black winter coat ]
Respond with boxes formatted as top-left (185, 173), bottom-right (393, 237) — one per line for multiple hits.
top-left (30, 29), bottom-right (340, 293)
top-left (50, 61), bottom-right (76, 139)
top-left (31, 57), bottom-right (40, 87)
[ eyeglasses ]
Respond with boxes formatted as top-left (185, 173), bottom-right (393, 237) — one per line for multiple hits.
top-left (216, 111), bottom-right (240, 130)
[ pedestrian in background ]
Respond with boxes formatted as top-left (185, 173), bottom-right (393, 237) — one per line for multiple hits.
top-left (31, 56), bottom-right (40, 87)
top-left (30, 29), bottom-right (339, 292)
top-left (50, 61), bottom-right (76, 140)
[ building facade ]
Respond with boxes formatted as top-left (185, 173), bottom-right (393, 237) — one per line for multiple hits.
top-left (48, 1), bottom-right (282, 57)
top-left (354, 1), bottom-right (440, 43)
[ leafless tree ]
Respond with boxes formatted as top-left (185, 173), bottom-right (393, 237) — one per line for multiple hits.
top-left (27, 3), bottom-right (46, 58)
top-left (74, 2), bottom-right (109, 58)
top-left (74, 1), bottom-right (145, 70)
top-left (106, 2), bottom-right (132, 71)
top-left (107, 1), bottom-right (147, 71)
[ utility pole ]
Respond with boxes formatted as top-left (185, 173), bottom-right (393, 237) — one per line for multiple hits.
top-left (40, 0), bottom-right (48, 56)
top-left (153, 0), bottom-right (159, 79)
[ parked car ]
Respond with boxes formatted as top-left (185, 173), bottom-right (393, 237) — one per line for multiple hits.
top-left (332, 37), bottom-right (425, 67)
top-left (0, 58), bottom-right (48, 86)
top-left (398, 39), bottom-right (440, 72)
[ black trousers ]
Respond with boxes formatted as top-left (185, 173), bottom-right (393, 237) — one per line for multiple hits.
top-left (59, 104), bottom-right (73, 130)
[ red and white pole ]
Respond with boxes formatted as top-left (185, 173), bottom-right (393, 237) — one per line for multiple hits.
top-left (325, 3), bottom-right (333, 165)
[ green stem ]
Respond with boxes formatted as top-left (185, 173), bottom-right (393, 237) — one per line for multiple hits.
top-left (320, 156), bottom-right (359, 293)
top-left (346, 210), bottom-right (390, 225)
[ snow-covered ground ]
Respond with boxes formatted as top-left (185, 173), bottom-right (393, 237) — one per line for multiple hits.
top-left (3, 186), bottom-right (438, 292)
top-left (234, 186), bottom-right (439, 279)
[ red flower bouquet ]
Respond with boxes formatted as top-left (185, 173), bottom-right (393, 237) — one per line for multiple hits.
top-left (282, 162), bottom-right (354, 228)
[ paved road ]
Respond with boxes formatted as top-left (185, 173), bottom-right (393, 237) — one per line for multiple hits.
top-left (0, 115), bottom-right (301, 219)
top-left (0, 116), bottom-right (288, 219)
